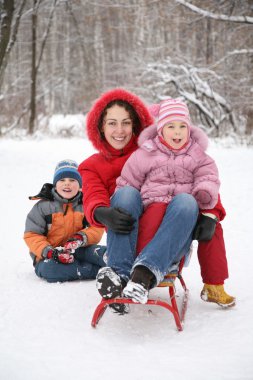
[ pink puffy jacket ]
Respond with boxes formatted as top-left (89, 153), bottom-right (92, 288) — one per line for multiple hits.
top-left (116, 124), bottom-right (220, 209)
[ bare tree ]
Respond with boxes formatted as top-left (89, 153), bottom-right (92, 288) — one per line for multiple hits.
top-left (28, 0), bottom-right (38, 135)
top-left (0, 0), bottom-right (14, 67)
top-left (0, 0), bottom-right (26, 89)
top-left (0, 0), bottom-right (14, 69)
top-left (28, 0), bottom-right (57, 134)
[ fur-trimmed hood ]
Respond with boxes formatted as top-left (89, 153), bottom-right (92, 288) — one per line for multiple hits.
top-left (86, 88), bottom-right (154, 156)
top-left (138, 123), bottom-right (209, 152)
top-left (28, 182), bottom-right (83, 205)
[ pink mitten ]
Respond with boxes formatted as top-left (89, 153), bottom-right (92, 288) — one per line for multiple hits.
top-left (195, 190), bottom-right (211, 205)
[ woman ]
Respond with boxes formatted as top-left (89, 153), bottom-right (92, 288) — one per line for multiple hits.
top-left (79, 88), bottom-right (235, 310)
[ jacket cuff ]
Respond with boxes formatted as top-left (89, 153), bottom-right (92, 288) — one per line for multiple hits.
top-left (78, 232), bottom-right (88, 246)
top-left (201, 212), bottom-right (219, 222)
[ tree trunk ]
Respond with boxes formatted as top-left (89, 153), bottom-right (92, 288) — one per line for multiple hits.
top-left (0, 0), bottom-right (26, 90)
top-left (0, 0), bottom-right (14, 68)
top-left (28, 0), bottom-right (37, 135)
top-left (206, 18), bottom-right (213, 64)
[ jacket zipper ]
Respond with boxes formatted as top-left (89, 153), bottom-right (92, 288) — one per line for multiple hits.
top-left (63, 204), bottom-right (69, 216)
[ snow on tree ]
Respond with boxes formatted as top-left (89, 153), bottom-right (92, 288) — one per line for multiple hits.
top-left (141, 57), bottom-right (237, 136)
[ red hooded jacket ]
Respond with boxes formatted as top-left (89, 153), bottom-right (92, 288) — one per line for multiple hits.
top-left (78, 88), bottom-right (154, 227)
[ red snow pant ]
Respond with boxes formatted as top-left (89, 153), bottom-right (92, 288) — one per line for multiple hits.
top-left (137, 203), bottom-right (229, 285)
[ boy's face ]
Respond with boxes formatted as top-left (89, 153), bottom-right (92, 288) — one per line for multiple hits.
top-left (162, 120), bottom-right (188, 149)
top-left (55, 178), bottom-right (80, 199)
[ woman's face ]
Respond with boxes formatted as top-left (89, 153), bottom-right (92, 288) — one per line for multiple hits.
top-left (102, 105), bottom-right (133, 150)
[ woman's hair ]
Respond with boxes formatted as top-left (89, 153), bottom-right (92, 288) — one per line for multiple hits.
top-left (98, 99), bottom-right (141, 139)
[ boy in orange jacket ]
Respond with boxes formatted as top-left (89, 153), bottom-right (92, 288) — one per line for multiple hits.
top-left (24, 159), bottom-right (106, 283)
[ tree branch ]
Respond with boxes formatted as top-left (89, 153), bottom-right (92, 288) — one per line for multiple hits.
top-left (174, 0), bottom-right (253, 24)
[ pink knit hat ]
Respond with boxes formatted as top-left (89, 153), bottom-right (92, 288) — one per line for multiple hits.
top-left (150, 98), bottom-right (192, 132)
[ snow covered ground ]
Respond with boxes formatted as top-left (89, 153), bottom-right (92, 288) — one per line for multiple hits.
top-left (0, 137), bottom-right (252, 380)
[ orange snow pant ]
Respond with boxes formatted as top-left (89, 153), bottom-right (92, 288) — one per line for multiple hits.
top-left (137, 203), bottom-right (229, 285)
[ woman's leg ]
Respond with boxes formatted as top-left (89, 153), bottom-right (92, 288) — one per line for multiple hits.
top-left (197, 222), bottom-right (228, 284)
top-left (197, 222), bottom-right (235, 307)
top-left (106, 186), bottom-right (143, 282)
top-left (133, 193), bottom-right (199, 286)
top-left (95, 186), bottom-right (143, 313)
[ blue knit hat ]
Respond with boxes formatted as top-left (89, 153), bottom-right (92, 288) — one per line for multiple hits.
top-left (53, 159), bottom-right (82, 187)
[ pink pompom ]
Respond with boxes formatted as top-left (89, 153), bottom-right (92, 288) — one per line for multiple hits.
top-left (148, 103), bottom-right (160, 117)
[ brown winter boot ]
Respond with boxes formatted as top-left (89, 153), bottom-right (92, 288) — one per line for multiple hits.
top-left (201, 284), bottom-right (236, 308)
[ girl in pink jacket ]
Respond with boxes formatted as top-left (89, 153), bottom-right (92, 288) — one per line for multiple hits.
top-left (116, 98), bottom-right (220, 211)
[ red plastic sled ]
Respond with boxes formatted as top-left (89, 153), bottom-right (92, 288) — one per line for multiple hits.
top-left (91, 259), bottom-right (189, 331)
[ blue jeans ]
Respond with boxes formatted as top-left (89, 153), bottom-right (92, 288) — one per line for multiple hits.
top-left (107, 186), bottom-right (198, 286)
top-left (35, 244), bottom-right (107, 283)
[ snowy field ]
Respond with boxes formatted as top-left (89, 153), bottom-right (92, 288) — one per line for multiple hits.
top-left (0, 137), bottom-right (253, 380)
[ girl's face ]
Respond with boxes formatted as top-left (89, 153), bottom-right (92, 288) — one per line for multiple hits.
top-left (102, 105), bottom-right (133, 150)
top-left (55, 178), bottom-right (80, 199)
top-left (162, 120), bottom-right (188, 149)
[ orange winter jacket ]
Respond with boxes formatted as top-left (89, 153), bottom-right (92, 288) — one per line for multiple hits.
top-left (24, 183), bottom-right (104, 262)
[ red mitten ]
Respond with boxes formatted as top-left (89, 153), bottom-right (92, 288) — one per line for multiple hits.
top-left (64, 233), bottom-right (87, 252)
top-left (47, 248), bottom-right (74, 264)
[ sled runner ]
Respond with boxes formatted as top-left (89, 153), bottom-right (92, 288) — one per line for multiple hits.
top-left (91, 258), bottom-right (189, 331)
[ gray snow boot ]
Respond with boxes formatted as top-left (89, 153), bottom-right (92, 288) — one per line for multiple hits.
top-left (123, 266), bottom-right (155, 304)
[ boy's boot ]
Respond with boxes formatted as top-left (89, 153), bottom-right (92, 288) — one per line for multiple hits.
top-left (123, 265), bottom-right (155, 304)
top-left (96, 267), bottom-right (128, 315)
top-left (201, 284), bottom-right (236, 308)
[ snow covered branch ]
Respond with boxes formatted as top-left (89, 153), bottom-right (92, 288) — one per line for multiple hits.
top-left (207, 49), bottom-right (253, 69)
top-left (141, 58), bottom-right (237, 136)
top-left (175, 0), bottom-right (253, 24)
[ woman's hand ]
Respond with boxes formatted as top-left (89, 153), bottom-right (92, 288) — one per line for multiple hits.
top-left (94, 206), bottom-right (135, 234)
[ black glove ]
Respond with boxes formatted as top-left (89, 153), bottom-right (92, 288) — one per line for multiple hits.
top-left (192, 214), bottom-right (217, 241)
top-left (94, 206), bottom-right (136, 234)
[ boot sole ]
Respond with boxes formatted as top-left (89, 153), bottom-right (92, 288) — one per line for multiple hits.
top-left (201, 294), bottom-right (236, 308)
top-left (96, 268), bottom-right (122, 299)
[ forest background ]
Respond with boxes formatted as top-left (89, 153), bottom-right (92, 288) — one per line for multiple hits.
top-left (0, 0), bottom-right (253, 140)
